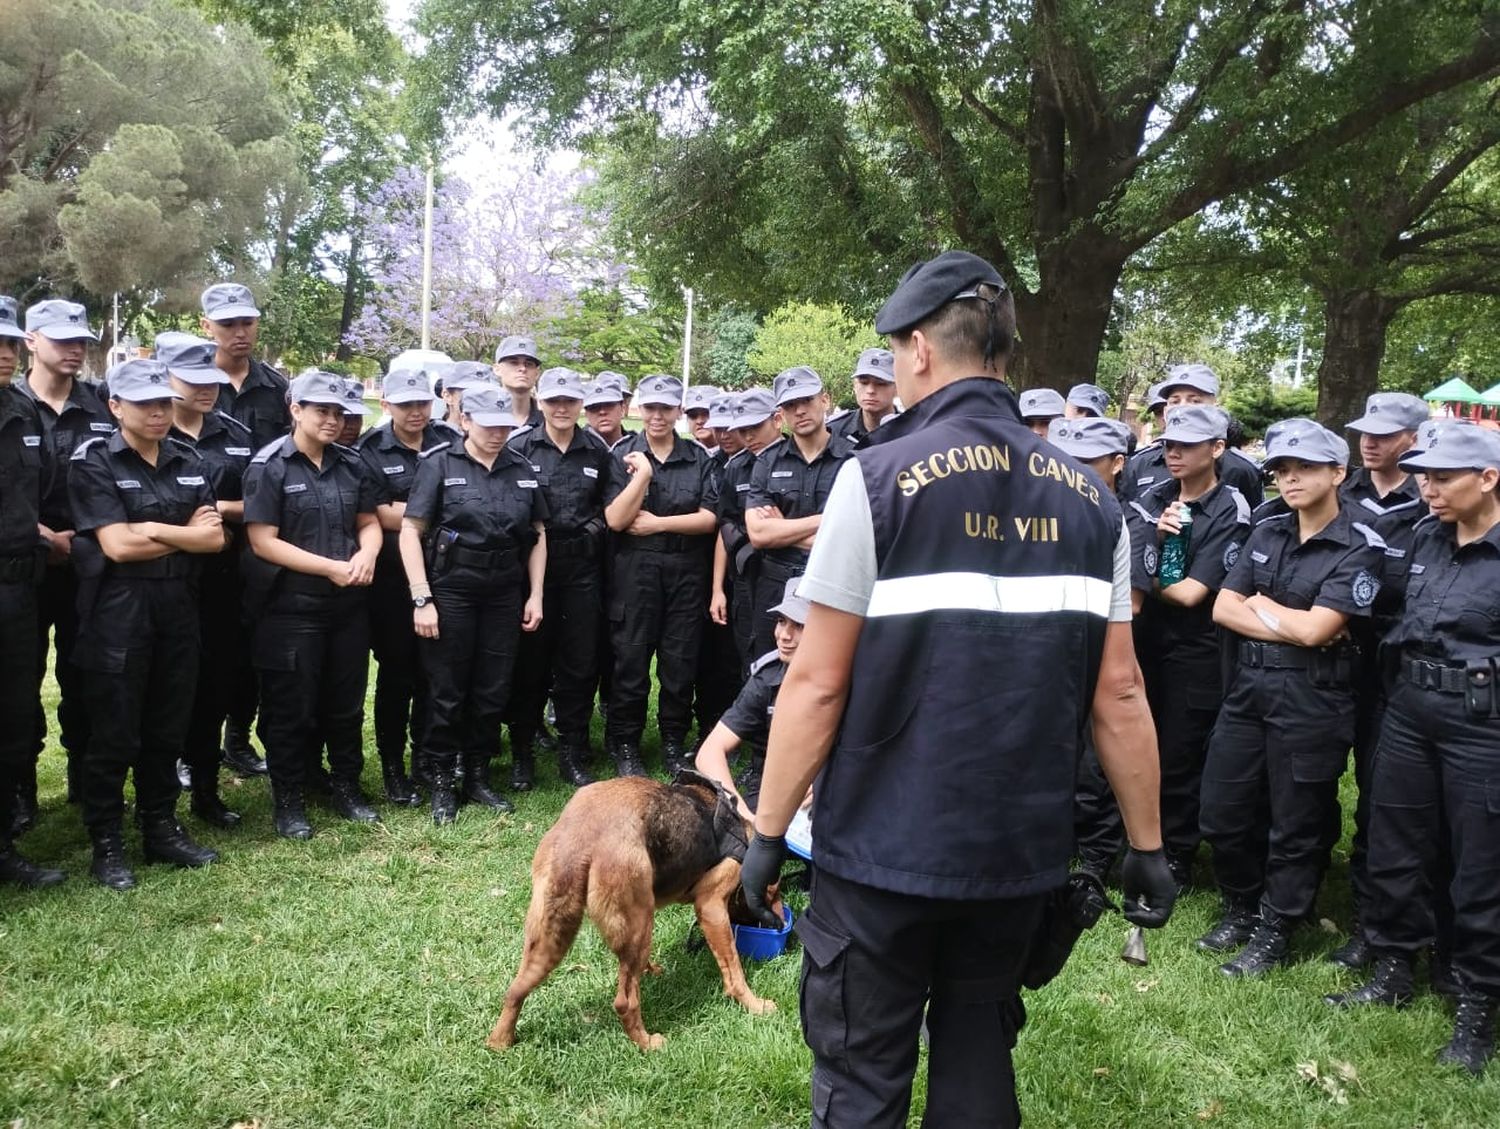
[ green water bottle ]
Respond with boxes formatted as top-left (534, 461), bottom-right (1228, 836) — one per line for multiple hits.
top-left (1158, 503), bottom-right (1193, 586)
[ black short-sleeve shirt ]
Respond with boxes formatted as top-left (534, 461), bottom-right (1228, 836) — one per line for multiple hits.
top-left (1221, 505), bottom-right (1386, 619)
top-left (1123, 441), bottom-right (1265, 508)
top-left (605, 433), bottom-right (720, 517)
top-left (0, 386), bottom-right (46, 559)
top-left (215, 359), bottom-right (291, 451)
top-left (354, 421), bottom-right (452, 507)
top-left (20, 375), bottom-right (115, 530)
top-left (746, 430), bottom-right (854, 567)
top-left (170, 411), bottom-right (255, 504)
top-left (718, 650), bottom-right (787, 748)
top-left (243, 436), bottom-right (375, 561)
top-left (508, 424), bottom-right (626, 537)
top-left (1129, 477), bottom-right (1251, 595)
top-left (1384, 516), bottom-right (1500, 664)
top-left (69, 432), bottom-right (216, 536)
top-left (405, 441), bottom-right (549, 551)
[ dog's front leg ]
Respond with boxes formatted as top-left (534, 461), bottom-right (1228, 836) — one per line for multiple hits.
top-left (695, 866), bottom-right (777, 1016)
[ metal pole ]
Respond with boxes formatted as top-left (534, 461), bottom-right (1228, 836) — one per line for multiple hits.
top-left (681, 286), bottom-right (694, 393)
top-left (112, 291), bottom-right (119, 352)
top-left (420, 159), bottom-right (435, 352)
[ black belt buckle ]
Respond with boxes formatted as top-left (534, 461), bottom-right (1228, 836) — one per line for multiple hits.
top-left (1240, 641), bottom-right (1265, 669)
top-left (1465, 659), bottom-right (1496, 717)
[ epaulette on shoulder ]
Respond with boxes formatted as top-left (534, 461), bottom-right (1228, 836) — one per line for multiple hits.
top-left (761, 435), bottom-right (790, 457)
top-left (749, 649), bottom-right (782, 675)
top-left (258, 361), bottom-right (289, 385)
top-left (826, 407), bottom-right (852, 423)
top-left (1252, 497), bottom-right (1292, 525)
top-left (1223, 484), bottom-right (1252, 524)
top-left (215, 411), bottom-right (252, 435)
top-left (250, 438), bottom-right (284, 464)
top-left (1350, 520), bottom-right (1388, 550)
top-left (419, 441), bottom-right (453, 460)
top-left (71, 435), bottom-right (108, 460)
top-left (164, 436), bottom-right (202, 460)
top-left (1127, 499), bottom-right (1157, 524)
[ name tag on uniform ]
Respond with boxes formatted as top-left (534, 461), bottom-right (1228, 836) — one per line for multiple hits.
top-left (736, 482), bottom-right (751, 492)
top-left (1385, 546), bottom-right (1406, 559)
top-left (444, 477), bottom-right (467, 486)
top-left (22, 434), bottom-right (39, 447)
top-left (1251, 551), bottom-right (1269, 564)
top-left (225, 447), bottom-right (252, 456)
top-left (284, 482), bottom-right (307, 494)
top-left (1409, 563), bottom-right (1426, 575)
top-left (771, 470), bottom-right (794, 478)
top-left (177, 475), bottom-right (205, 486)
top-left (1137, 475), bottom-right (1157, 486)
top-left (115, 479), bottom-right (141, 489)
top-left (383, 465), bottom-right (406, 475)
top-left (90, 422), bottom-right (114, 432)
top-left (582, 466), bottom-right (599, 479)
top-left (517, 479), bottom-right (539, 488)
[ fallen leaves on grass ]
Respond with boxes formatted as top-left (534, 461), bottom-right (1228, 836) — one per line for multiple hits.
top-left (1296, 1059), bottom-right (1359, 1104)
top-left (1134, 978), bottom-right (1160, 993)
top-left (1092, 1067), bottom-right (1110, 1077)
top-left (1197, 1100), bottom-right (1223, 1120)
top-left (1319, 918), bottom-right (1340, 935)
top-left (229, 1120), bottom-right (264, 1129)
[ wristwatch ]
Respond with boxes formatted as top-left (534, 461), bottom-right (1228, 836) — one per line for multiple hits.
top-left (412, 596), bottom-right (430, 609)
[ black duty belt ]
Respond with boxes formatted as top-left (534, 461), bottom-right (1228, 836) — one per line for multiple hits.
top-left (113, 555), bottom-right (194, 579)
top-left (621, 532), bottom-right (704, 553)
top-left (1403, 657), bottom-right (1472, 694)
top-left (1238, 641), bottom-right (1313, 669)
top-left (546, 532), bottom-right (598, 560)
top-left (449, 544), bottom-right (518, 570)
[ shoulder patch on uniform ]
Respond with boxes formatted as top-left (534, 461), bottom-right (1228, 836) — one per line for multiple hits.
top-left (749, 649), bottom-right (782, 675)
top-left (418, 442), bottom-right (453, 460)
top-left (71, 436), bottom-right (108, 460)
top-left (1223, 540), bottom-right (1241, 571)
top-left (1351, 569), bottom-right (1380, 608)
top-left (1349, 520), bottom-right (1387, 551)
top-left (1142, 542), bottom-right (1159, 577)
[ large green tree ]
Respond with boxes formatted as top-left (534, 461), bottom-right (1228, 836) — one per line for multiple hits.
top-left (411, 0), bottom-right (1500, 388)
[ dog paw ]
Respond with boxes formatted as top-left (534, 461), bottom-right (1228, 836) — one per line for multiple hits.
top-left (645, 960), bottom-right (664, 976)
top-left (644, 1032), bottom-right (666, 1051)
top-left (485, 1031), bottom-right (516, 1052)
top-left (744, 995), bottom-right (777, 1016)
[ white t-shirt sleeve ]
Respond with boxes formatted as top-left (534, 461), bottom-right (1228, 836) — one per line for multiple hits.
top-left (796, 459), bottom-right (877, 617)
top-left (1109, 515), bottom-right (1133, 623)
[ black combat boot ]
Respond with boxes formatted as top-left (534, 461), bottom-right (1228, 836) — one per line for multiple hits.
top-left (1323, 951), bottom-right (1414, 1008)
top-left (12, 761), bottom-right (38, 834)
top-left (1196, 897), bottom-right (1259, 953)
top-left (141, 815), bottom-right (219, 868)
top-left (462, 755), bottom-right (513, 812)
top-left (1431, 954), bottom-right (1462, 998)
top-left (329, 778), bottom-right (381, 823)
top-left (662, 738), bottom-right (694, 777)
top-left (558, 745), bottom-right (595, 788)
top-left (1326, 923), bottom-right (1372, 970)
top-left (380, 752), bottom-right (420, 807)
top-left (509, 740), bottom-right (535, 793)
top-left (190, 769), bottom-right (241, 829)
top-left (221, 719), bottom-right (268, 776)
top-left (410, 746), bottom-right (434, 789)
top-left (1220, 913), bottom-right (1291, 978)
top-left (1438, 994), bottom-right (1496, 1075)
top-left (0, 791), bottom-right (64, 887)
top-left (612, 742), bottom-right (647, 778)
top-left (430, 767), bottom-right (458, 825)
top-left (89, 828), bottom-right (137, 890)
top-left (271, 787), bottom-right (313, 840)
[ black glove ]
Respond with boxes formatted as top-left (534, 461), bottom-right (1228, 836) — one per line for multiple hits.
top-left (1120, 847), bottom-right (1177, 928)
top-left (740, 831), bottom-right (787, 928)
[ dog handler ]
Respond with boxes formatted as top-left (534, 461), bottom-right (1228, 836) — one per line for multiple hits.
top-left (740, 251), bottom-right (1176, 1128)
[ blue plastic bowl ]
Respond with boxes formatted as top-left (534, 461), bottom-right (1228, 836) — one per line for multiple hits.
top-left (733, 904), bottom-right (795, 961)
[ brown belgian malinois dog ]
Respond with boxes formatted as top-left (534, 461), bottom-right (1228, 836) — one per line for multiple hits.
top-left (486, 772), bottom-right (782, 1052)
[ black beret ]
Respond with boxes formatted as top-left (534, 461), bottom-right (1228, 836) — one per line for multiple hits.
top-left (873, 251), bottom-right (1007, 335)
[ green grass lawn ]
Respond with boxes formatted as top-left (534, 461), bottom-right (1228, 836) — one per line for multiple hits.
top-left (3, 673), bottom-right (1498, 1128)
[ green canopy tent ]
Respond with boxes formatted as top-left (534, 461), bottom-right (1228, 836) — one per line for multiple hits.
top-left (1478, 383), bottom-right (1500, 420)
top-left (1425, 376), bottom-right (1483, 419)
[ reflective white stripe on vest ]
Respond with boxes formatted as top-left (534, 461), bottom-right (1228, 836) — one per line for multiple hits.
top-left (865, 572), bottom-right (1113, 619)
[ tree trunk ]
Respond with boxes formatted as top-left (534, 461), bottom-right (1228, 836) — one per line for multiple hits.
top-left (1315, 288), bottom-right (1399, 427)
top-left (333, 235), bottom-right (363, 363)
top-left (1009, 244), bottom-right (1125, 392)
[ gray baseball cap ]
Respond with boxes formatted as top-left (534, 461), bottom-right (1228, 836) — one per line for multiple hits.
top-left (1048, 417), bottom-right (1132, 459)
top-left (1067, 383), bottom-right (1109, 416)
top-left (774, 366), bottom-right (823, 406)
top-left (382, 368), bottom-right (434, 405)
top-left (636, 373), bottom-right (684, 407)
top-left (1346, 392), bottom-right (1429, 436)
top-left (1161, 363), bottom-right (1220, 398)
top-left (494, 334), bottom-right (539, 363)
top-left (596, 370), bottom-right (631, 393)
top-left (1263, 418), bottom-right (1348, 467)
top-left (154, 332), bottom-right (225, 384)
top-left (1409, 417), bottom-right (1464, 456)
top-left (0, 296), bottom-right (25, 340)
top-left (1017, 388), bottom-right (1065, 420)
top-left (537, 367), bottom-right (588, 402)
top-left (1146, 382), bottom-right (1168, 412)
top-left (290, 370), bottom-right (357, 408)
top-left (767, 575), bottom-right (810, 625)
top-left (683, 383), bottom-right (721, 414)
top-left (852, 348), bottom-right (895, 383)
top-left (340, 379), bottom-right (369, 417)
top-left (1160, 404), bottom-right (1229, 443)
top-left (1399, 421), bottom-right (1500, 472)
top-left (707, 393), bottom-right (737, 429)
top-left (25, 299), bottom-right (98, 342)
top-left (583, 380), bottom-right (623, 408)
top-left (732, 388), bottom-right (776, 428)
top-left (200, 282), bottom-right (260, 321)
top-left (462, 384), bottom-right (515, 427)
top-left (444, 361), bottom-right (494, 392)
top-left (107, 359), bottom-right (180, 403)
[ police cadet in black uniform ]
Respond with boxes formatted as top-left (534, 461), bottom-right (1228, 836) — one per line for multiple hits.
top-left (69, 360), bottom-right (227, 889)
top-left (1048, 416), bottom-right (1135, 880)
top-left (355, 366), bottom-right (450, 807)
top-left (243, 370), bottom-right (382, 839)
top-left (740, 251), bottom-right (1175, 1129)
top-left (1120, 364), bottom-right (1263, 506)
top-left (745, 366), bottom-right (855, 659)
top-left (507, 367), bottom-right (624, 788)
top-left (1327, 425), bottom-right (1500, 1075)
top-left (584, 371), bottom-right (631, 449)
top-left (19, 299), bottom-right (113, 826)
top-left (400, 384), bottom-right (547, 823)
top-left (492, 334), bottom-right (546, 430)
top-left (828, 348), bottom-right (898, 446)
top-left (603, 374), bottom-right (719, 778)
top-left (1017, 387), bottom-right (1065, 438)
top-left (692, 387), bottom-right (741, 753)
top-left (714, 389), bottom-right (781, 671)
top-left (1128, 404), bottom-right (1251, 888)
top-left (437, 362), bottom-right (491, 434)
top-left (0, 296), bottom-right (64, 887)
top-left (156, 332), bottom-right (255, 829)
top-left (683, 383), bottom-right (721, 449)
top-left (1197, 421), bottom-right (1387, 977)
